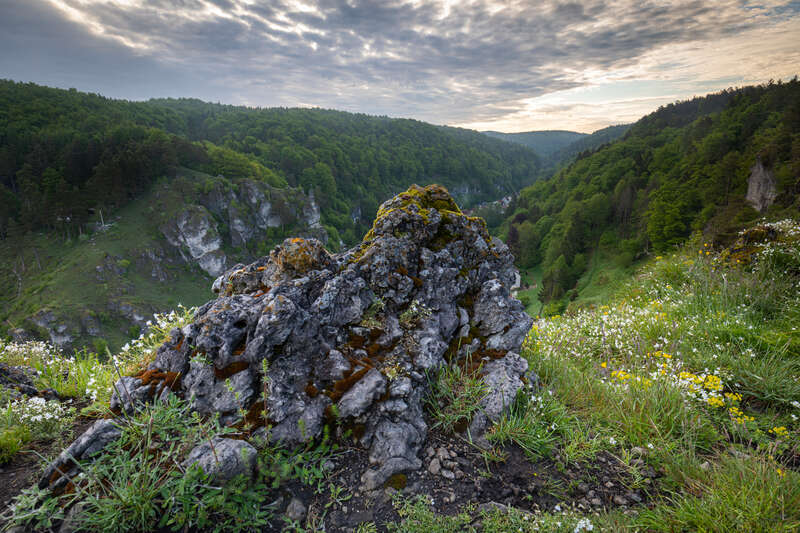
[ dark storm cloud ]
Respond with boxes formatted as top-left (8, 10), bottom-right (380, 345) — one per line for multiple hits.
top-left (0, 0), bottom-right (795, 126)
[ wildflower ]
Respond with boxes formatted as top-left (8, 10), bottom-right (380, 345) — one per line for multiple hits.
top-left (574, 518), bottom-right (594, 532)
top-left (600, 362), bottom-right (607, 368)
top-left (706, 396), bottom-right (725, 408)
top-left (609, 436), bottom-right (617, 445)
top-left (770, 426), bottom-right (788, 437)
top-left (777, 468), bottom-right (785, 477)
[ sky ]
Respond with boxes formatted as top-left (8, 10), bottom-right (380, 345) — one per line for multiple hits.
top-left (1, 0), bottom-right (799, 133)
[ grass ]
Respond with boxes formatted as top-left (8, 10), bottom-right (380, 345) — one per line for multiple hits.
top-left (0, 173), bottom-right (221, 353)
top-left (2, 218), bottom-right (799, 531)
top-left (426, 358), bottom-right (489, 433)
top-left (3, 394), bottom-right (343, 532)
top-left (0, 306), bottom-right (194, 463)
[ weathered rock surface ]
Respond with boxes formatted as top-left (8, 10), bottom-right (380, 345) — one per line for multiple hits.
top-left (746, 157), bottom-right (778, 212)
top-left (183, 437), bottom-right (257, 482)
top-left (39, 420), bottom-right (122, 494)
top-left (0, 363), bottom-right (40, 400)
top-left (160, 204), bottom-right (227, 277)
top-left (49, 184), bottom-right (533, 494)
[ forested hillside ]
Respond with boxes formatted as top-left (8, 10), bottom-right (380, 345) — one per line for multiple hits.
top-left (482, 130), bottom-right (586, 159)
top-left (0, 81), bottom-right (541, 351)
top-left (547, 124), bottom-right (631, 167)
top-left (503, 80), bottom-right (800, 312)
top-left (0, 81), bottom-right (541, 246)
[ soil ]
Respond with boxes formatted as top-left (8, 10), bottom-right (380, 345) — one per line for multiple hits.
top-left (264, 428), bottom-right (662, 532)
top-left (0, 412), bottom-right (94, 523)
top-left (2, 421), bottom-right (662, 532)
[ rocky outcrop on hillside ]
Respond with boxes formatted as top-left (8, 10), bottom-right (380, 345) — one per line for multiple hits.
top-left (746, 158), bottom-right (778, 213)
top-left (160, 204), bottom-right (227, 277)
top-left (159, 178), bottom-right (326, 278)
top-left (43, 184), bottom-right (533, 494)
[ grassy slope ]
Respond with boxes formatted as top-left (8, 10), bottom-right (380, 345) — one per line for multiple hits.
top-left (0, 176), bottom-right (215, 352)
top-left (390, 219), bottom-right (800, 532)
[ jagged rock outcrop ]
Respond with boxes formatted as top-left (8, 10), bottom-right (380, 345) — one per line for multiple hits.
top-left (45, 184), bottom-right (533, 493)
top-left (160, 205), bottom-right (227, 277)
top-left (746, 158), bottom-right (778, 212)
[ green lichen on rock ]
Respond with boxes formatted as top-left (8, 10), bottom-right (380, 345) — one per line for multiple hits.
top-left (353, 184), bottom-right (486, 263)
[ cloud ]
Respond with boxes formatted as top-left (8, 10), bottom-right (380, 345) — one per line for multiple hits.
top-left (1, 0), bottom-right (798, 130)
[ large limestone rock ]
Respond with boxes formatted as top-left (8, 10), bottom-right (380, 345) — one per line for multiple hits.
top-left (49, 184), bottom-right (533, 493)
top-left (160, 205), bottom-right (227, 277)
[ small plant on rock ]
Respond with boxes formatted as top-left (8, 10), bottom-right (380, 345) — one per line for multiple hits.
top-left (426, 357), bottom-right (488, 433)
top-left (399, 299), bottom-right (432, 329)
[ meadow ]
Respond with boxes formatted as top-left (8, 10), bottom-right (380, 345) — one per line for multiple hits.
top-left (1, 219), bottom-right (798, 532)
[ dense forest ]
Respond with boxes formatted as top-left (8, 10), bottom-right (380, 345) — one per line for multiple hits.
top-left (502, 79), bottom-right (800, 309)
top-left (0, 80), bottom-right (541, 246)
top-left (482, 130), bottom-right (587, 158)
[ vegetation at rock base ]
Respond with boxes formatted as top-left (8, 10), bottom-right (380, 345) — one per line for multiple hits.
top-left (2, 216), bottom-right (798, 531)
top-left (502, 79), bottom-right (800, 312)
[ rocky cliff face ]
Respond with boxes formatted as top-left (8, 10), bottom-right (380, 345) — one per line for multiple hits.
top-left (12, 176), bottom-right (330, 353)
top-left (746, 158), bottom-right (778, 213)
top-left (160, 177), bottom-right (327, 277)
top-left (160, 204), bottom-right (227, 277)
top-left (42, 184), bottom-right (534, 494)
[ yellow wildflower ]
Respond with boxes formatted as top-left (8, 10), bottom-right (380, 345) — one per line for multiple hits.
top-left (706, 396), bottom-right (725, 408)
top-left (770, 426), bottom-right (788, 437)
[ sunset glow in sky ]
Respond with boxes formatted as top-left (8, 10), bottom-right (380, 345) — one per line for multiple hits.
top-left (1, 0), bottom-right (799, 132)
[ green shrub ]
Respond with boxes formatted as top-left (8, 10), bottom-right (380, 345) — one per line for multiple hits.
top-left (0, 426), bottom-right (29, 464)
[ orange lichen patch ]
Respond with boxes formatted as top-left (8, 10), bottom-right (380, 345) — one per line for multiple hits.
top-left (305, 382), bottom-right (319, 397)
top-left (478, 348), bottom-right (507, 360)
top-left (327, 366), bottom-right (370, 402)
top-left (49, 465), bottom-right (70, 485)
top-left (256, 266), bottom-right (266, 271)
top-left (233, 401), bottom-right (273, 431)
top-left (174, 337), bottom-right (184, 351)
top-left (411, 276), bottom-right (423, 288)
top-left (396, 266), bottom-right (409, 276)
top-left (251, 290), bottom-right (267, 298)
top-left (349, 333), bottom-right (367, 349)
top-left (214, 361), bottom-right (249, 380)
top-left (135, 369), bottom-right (182, 390)
top-left (339, 421), bottom-right (366, 441)
top-left (366, 343), bottom-right (384, 358)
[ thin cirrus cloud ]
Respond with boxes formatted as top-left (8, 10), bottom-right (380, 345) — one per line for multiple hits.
top-left (0, 0), bottom-right (798, 132)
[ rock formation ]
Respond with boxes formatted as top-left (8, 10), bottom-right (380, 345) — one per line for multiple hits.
top-left (44, 184), bottom-right (533, 493)
top-left (746, 157), bottom-right (778, 213)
